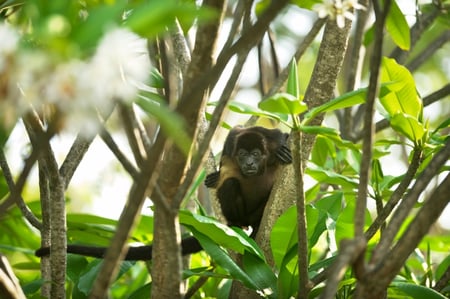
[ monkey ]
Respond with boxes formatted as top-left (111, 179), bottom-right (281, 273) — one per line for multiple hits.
top-left (205, 126), bottom-right (292, 237)
top-left (35, 126), bottom-right (291, 260)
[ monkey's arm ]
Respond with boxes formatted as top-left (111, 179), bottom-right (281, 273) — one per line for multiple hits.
top-left (35, 237), bottom-right (202, 261)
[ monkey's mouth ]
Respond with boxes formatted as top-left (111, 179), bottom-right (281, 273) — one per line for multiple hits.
top-left (242, 167), bottom-right (258, 176)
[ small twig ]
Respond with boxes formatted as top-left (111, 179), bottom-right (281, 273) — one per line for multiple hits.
top-left (433, 265), bottom-right (450, 292)
top-left (119, 104), bottom-right (146, 166)
top-left (318, 238), bottom-right (366, 299)
top-left (371, 139), bottom-right (450, 264)
top-left (365, 148), bottom-right (422, 240)
top-left (293, 130), bottom-right (311, 299)
top-left (89, 134), bottom-right (168, 299)
top-left (407, 31), bottom-right (450, 72)
top-left (266, 18), bottom-right (326, 98)
top-left (372, 172), bottom-right (450, 290)
top-left (0, 149), bottom-right (42, 230)
top-left (354, 0), bottom-right (391, 240)
top-left (99, 126), bottom-right (140, 181)
top-left (184, 275), bottom-right (210, 299)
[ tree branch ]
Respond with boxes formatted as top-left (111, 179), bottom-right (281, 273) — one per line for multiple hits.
top-left (371, 138), bottom-right (450, 264)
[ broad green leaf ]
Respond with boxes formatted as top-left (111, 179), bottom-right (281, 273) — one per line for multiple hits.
top-left (259, 93), bottom-right (308, 116)
top-left (386, 1), bottom-right (411, 50)
top-left (380, 57), bottom-right (422, 119)
top-left (225, 101), bottom-right (288, 122)
top-left (390, 113), bottom-right (425, 142)
top-left (136, 96), bottom-right (191, 155)
top-left (306, 167), bottom-right (359, 189)
top-left (389, 282), bottom-right (448, 299)
top-left (270, 206), bottom-right (298, 269)
top-left (287, 58), bottom-right (299, 98)
top-left (303, 87), bottom-right (366, 125)
top-left (189, 228), bottom-right (261, 292)
top-left (242, 253), bottom-right (278, 298)
top-left (179, 210), bottom-right (264, 258)
top-left (310, 136), bottom-right (334, 167)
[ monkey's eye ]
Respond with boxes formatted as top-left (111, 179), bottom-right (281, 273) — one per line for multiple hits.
top-left (251, 149), bottom-right (261, 157)
top-left (238, 149), bottom-right (248, 157)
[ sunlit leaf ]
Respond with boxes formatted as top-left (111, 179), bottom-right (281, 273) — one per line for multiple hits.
top-left (259, 93), bottom-right (308, 115)
top-left (287, 58), bottom-right (299, 98)
top-left (271, 206), bottom-right (297, 269)
top-left (389, 282), bottom-right (447, 299)
top-left (390, 113), bottom-right (425, 143)
top-left (386, 1), bottom-right (411, 50)
top-left (380, 57), bottom-right (422, 119)
top-left (303, 88), bottom-right (366, 124)
top-left (227, 101), bottom-right (289, 122)
top-left (188, 227), bottom-right (262, 292)
top-left (179, 210), bottom-right (264, 258)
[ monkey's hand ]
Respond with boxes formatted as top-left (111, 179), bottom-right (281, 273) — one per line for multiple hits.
top-left (205, 171), bottom-right (220, 188)
top-left (276, 145), bottom-right (292, 164)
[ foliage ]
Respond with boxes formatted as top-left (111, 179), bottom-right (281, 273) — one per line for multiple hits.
top-left (0, 0), bottom-right (449, 298)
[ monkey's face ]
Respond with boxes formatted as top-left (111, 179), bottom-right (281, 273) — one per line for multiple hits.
top-left (236, 148), bottom-right (264, 176)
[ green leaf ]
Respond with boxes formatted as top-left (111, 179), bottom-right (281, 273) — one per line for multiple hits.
top-left (224, 101), bottom-right (285, 122)
top-left (189, 228), bottom-right (261, 291)
top-left (270, 206), bottom-right (298, 269)
top-left (306, 167), bottom-right (359, 189)
top-left (259, 93), bottom-right (308, 116)
top-left (179, 210), bottom-right (264, 258)
top-left (126, 0), bottom-right (216, 39)
top-left (303, 87), bottom-right (366, 125)
top-left (136, 96), bottom-right (191, 155)
top-left (389, 282), bottom-right (448, 299)
top-left (287, 58), bottom-right (299, 98)
top-left (386, 1), bottom-right (411, 50)
top-left (380, 57), bottom-right (422, 119)
top-left (242, 253), bottom-right (278, 298)
top-left (390, 113), bottom-right (425, 142)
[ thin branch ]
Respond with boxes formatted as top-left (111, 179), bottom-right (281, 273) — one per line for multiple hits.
top-left (373, 172), bottom-right (450, 290)
top-left (341, 0), bottom-right (370, 139)
top-left (319, 238), bottom-right (366, 299)
top-left (220, 0), bottom-right (245, 52)
top-left (371, 138), bottom-right (450, 264)
top-left (173, 49), bottom-right (249, 208)
top-left (119, 104), bottom-right (146, 166)
top-left (355, 0), bottom-right (391, 239)
top-left (433, 265), bottom-right (450, 292)
top-left (294, 130), bottom-right (311, 299)
top-left (266, 17), bottom-right (326, 98)
top-left (99, 126), bottom-right (140, 180)
top-left (407, 31), bottom-right (450, 72)
top-left (0, 146), bottom-right (39, 216)
top-left (365, 148), bottom-right (423, 240)
top-left (0, 149), bottom-right (42, 230)
top-left (59, 134), bottom-right (94, 189)
top-left (89, 134), bottom-right (168, 299)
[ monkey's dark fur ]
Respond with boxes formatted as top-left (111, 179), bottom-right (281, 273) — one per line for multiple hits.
top-left (35, 126), bottom-right (291, 260)
top-left (205, 126), bottom-right (292, 237)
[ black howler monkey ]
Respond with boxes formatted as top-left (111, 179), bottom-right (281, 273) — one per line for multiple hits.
top-left (205, 126), bottom-right (292, 237)
top-left (35, 126), bottom-right (291, 260)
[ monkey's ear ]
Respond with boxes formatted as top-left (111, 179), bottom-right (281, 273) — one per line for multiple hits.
top-left (205, 171), bottom-right (220, 188)
top-left (276, 145), bottom-right (292, 164)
